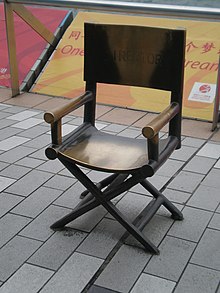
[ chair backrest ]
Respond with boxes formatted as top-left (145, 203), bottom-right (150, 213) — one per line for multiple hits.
top-left (84, 23), bottom-right (185, 97)
top-left (83, 23), bottom-right (185, 141)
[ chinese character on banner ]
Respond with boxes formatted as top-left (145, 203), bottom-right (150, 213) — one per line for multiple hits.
top-left (186, 41), bottom-right (198, 53)
top-left (201, 42), bottom-right (215, 54)
top-left (69, 31), bottom-right (81, 40)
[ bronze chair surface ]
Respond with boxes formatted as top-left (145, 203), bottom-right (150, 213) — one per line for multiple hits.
top-left (44, 23), bottom-right (186, 254)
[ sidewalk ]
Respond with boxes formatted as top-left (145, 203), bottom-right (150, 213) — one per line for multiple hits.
top-left (0, 87), bottom-right (220, 293)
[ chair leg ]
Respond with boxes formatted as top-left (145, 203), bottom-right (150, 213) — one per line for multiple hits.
top-left (80, 173), bottom-right (118, 198)
top-left (106, 200), bottom-right (159, 254)
top-left (140, 179), bottom-right (183, 220)
top-left (51, 174), bottom-right (131, 229)
top-left (59, 159), bottom-right (159, 254)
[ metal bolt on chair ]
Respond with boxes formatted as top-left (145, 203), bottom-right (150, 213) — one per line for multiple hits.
top-left (44, 23), bottom-right (186, 254)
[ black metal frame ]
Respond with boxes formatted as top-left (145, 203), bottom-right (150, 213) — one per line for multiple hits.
top-left (50, 157), bottom-right (183, 254)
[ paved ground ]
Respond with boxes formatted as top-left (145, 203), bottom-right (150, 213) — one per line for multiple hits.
top-left (0, 87), bottom-right (220, 292)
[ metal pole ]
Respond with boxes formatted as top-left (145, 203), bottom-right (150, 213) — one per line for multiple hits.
top-left (212, 58), bottom-right (220, 131)
top-left (4, 0), bottom-right (20, 97)
top-left (5, 0), bottom-right (220, 20)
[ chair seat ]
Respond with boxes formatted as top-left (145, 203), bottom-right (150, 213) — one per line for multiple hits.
top-left (58, 124), bottom-right (169, 173)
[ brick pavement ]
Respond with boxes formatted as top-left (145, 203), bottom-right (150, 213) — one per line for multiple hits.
top-left (0, 88), bottom-right (220, 293)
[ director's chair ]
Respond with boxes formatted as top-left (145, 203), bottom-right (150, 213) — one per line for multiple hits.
top-left (44, 23), bottom-right (186, 254)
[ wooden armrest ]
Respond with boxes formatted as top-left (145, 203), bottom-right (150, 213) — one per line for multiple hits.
top-left (142, 102), bottom-right (180, 139)
top-left (44, 91), bottom-right (93, 124)
top-left (44, 91), bottom-right (93, 146)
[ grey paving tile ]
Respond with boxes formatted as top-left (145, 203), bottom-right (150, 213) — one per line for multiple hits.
top-left (31, 112), bottom-right (44, 120)
top-left (28, 229), bottom-right (87, 270)
top-left (68, 116), bottom-right (83, 125)
top-left (157, 203), bottom-right (184, 218)
top-left (0, 104), bottom-right (12, 110)
top-left (174, 264), bottom-right (220, 293)
top-left (130, 273), bottom-right (176, 293)
top-left (0, 161), bottom-right (9, 171)
top-left (191, 229), bottom-right (220, 271)
top-left (37, 159), bottom-right (64, 173)
top-left (130, 175), bottom-right (169, 194)
top-left (181, 137), bottom-right (205, 148)
top-left (187, 185), bottom-right (220, 211)
top-left (67, 204), bottom-right (107, 232)
top-left (0, 145), bottom-right (36, 163)
top-left (0, 164), bottom-right (31, 179)
top-left (87, 170), bottom-right (112, 183)
top-left (18, 125), bottom-right (49, 138)
top-left (107, 192), bottom-right (152, 222)
top-left (149, 175), bottom-right (170, 190)
top-left (0, 213), bottom-right (31, 248)
top-left (0, 127), bottom-right (23, 141)
top-left (183, 156), bottom-right (216, 174)
top-left (5, 170), bottom-right (53, 197)
top-left (201, 169), bottom-right (220, 189)
top-left (61, 116), bottom-right (74, 124)
top-left (15, 156), bottom-right (45, 168)
top-left (2, 106), bottom-right (26, 114)
top-left (0, 119), bottom-right (18, 130)
top-left (88, 285), bottom-right (120, 293)
top-left (168, 206), bottom-right (212, 242)
top-left (0, 192), bottom-right (23, 218)
top-left (95, 245), bottom-right (151, 292)
top-left (197, 142), bottom-right (220, 159)
top-left (209, 213), bottom-right (220, 230)
top-left (7, 110), bottom-right (39, 121)
top-left (0, 263), bottom-right (54, 293)
top-left (19, 205), bottom-right (72, 241)
top-left (215, 158), bottom-right (220, 168)
top-left (13, 118), bottom-right (43, 130)
top-left (118, 128), bottom-right (140, 138)
top-left (43, 174), bottom-right (76, 191)
top-left (0, 136), bottom-right (30, 151)
top-left (163, 189), bottom-right (191, 205)
top-left (145, 236), bottom-right (196, 282)
top-left (29, 148), bottom-right (48, 161)
top-left (23, 134), bottom-right (50, 149)
top-left (0, 112), bottom-right (12, 120)
top-left (0, 176), bottom-right (16, 192)
top-left (170, 145), bottom-right (197, 161)
top-left (40, 252), bottom-right (103, 293)
top-left (157, 159), bottom-right (184, 177)
top-left (58, 168), bottom-right (75, 177)
top-left (60, 123), bottom-right (78, 136)
top-left (95, 121), bottom-right (108, 130)
top-left (103, 123), bottom-right (127, 133)
top-left (167, 171), bottom-right (204, 193)
top-left (12, 187), bottom-right (63, 218)
top-left (77, 218), bottom-right (125, 259)
top-left (216, 205), bottom-right (220, 213)
top-left (0, 236), bottom-right (42, 281)
top-left (53, 181), bottom-right (85, 209)
top-left (126, 214), bottom-right (173, 249)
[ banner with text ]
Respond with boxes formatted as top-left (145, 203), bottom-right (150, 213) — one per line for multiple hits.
top-left (33, 11), bottom-right (220, 121)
